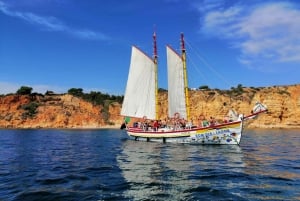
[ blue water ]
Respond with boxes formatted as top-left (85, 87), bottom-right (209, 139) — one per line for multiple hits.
top-left (0, 129), bottom-right (299, 201)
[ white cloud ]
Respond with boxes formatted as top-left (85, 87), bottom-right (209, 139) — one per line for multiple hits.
top-left (0, 1), bottom-right (108, 40)
top-left (202, 6), bottom-right (243, 38)
top-left (0, 82), bottom-right (113, 95)
top-left (0, 82), bottom-right (67, 94)
top-left (238, 3), bottom-right (300, 62)
top-left (0, 82), bottom-right (20, 94)
top-left (199, 1), bottom-right (300, 68)
top-left (193, 0), bottom-right (224, 13)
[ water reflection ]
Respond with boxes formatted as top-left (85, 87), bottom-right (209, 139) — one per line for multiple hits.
top-left (1, 129), bottom-right (298, 200)
top-left (117, 140), bottom-right (245, 200)
top-left (243, 129), bottom-right (300, 180)
top-left (241, 129), bottom-right (300, 200)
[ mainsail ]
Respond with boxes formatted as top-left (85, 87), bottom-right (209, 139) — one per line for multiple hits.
top-left (120, 33), bottom-right (267, 145)
top-left (166, 45), bottom-right (187, 120)
top-left (121, 46), bottom-right (156, 119)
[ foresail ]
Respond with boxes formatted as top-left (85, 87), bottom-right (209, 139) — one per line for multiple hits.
top-left (167, 46), bottom-right (187, 119)
top-left (121, 46), bottom-right (156, 119)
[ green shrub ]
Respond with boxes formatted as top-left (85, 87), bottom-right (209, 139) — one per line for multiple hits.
top-left (21, 102), bottom-right (39, 118)
top-left (199, 85), bottom-right (210, 90)
top-left (17, 86), bottom-right (33, 95)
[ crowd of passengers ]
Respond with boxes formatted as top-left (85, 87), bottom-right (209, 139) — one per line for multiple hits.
top-left (132, 114), bottom-right (235, 131)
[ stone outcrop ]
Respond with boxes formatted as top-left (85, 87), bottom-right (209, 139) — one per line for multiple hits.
top-left (0, 94), bottom-right (121, 128)
top-left (0, 84), bottom-right (299, 129)
top-left (154, 84), bottom-right (300, 129)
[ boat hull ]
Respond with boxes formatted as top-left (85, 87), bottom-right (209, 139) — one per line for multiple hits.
top-left (125, 121), bottom-right (243, 145)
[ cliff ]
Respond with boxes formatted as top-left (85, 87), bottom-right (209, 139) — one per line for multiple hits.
top-left (0, 94), bottom-right (123, 129)
top-left (1, 84), bottom-right (300, 129)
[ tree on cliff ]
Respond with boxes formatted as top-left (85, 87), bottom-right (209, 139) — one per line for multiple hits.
top-left (66, 88), bottom-right (123, 125)
top-left (67, 88), bottom-right (123, 105)
top-left (16, 86), bottom-right (33, 95)
top-left (198, 85), bottom-right (210, 90)
top-left (68, 88), bottom-right (84, 97)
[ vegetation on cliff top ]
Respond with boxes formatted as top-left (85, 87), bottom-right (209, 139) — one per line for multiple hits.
top-left (67, 88), bottom-right (123, 125)
top-left (10, 86), bottom-right (124, 105)
top-left (67, 88), bottom-right (123, 105)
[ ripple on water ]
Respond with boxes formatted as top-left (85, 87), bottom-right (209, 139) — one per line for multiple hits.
top-left (0, 129), bottom-right (299, 201)
top-left (14, 190), bottom-right (77, 201)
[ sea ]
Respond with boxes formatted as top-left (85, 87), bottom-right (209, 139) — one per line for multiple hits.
top-left (0, 129), bottom-right (299, 201)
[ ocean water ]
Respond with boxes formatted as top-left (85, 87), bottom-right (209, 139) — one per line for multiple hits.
top-left (0, 129), bottom-right (299, 201)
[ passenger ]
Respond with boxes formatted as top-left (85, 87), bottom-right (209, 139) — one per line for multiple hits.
top-left (179, 118), bottom-right (185, 129)
top-left (186, 119), bottom-right (193, 129)
top-left (138, 121), bottom-right (142, 128)
top-left (175, 121), bottom-right (181, 130)
top-left (158, 120), bottom-right (162, 128)
top-left (202, 117), bottom-right (209, 127)
top-left (223, 116), bottom-right (229, 123)
top-left (161, 118), bottom-right (167, 128)
top-left (209, 117), bottom-right (216, 126)
top-left (166, 117), bottom-right (173, 129)
top-left (153, 120), bottom-right (159, 131)
top-left (142, 119), bottom-right (150, 131)
top-left (198, 114), bottom-right (204, 127)
top-left (173, 118), bottom-right (181, 131)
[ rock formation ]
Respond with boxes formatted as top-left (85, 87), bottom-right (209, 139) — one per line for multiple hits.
top-left (0, 84), bottom-right (299, 129)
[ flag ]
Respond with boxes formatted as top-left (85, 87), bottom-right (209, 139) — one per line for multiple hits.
top-left (124, 116), bottom-right (131, 124)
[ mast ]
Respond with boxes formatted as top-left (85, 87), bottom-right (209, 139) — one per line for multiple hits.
top-left (153, 32), bottom-right (159, 120)
top-left (180, 33), bottom-right (190, 120)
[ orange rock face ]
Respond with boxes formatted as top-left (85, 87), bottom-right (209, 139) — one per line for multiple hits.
top-left (0, 84), bottom-right (300, 129)
top-left (0, 94), bottom-right (105, 128)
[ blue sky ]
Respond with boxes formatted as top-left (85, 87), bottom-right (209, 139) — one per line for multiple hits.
top-left (1, 0), bottom-right (300, 95)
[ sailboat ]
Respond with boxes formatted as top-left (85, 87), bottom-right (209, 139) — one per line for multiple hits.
top-left (121, 33), bottom-right (267, 145)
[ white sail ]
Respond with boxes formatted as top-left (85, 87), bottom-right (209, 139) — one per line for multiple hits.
top-left (166, 45), bottom-right (187, 119)
top-left (121, 46), bottom-right (156, 119)
top-left (120, 33), bottom-right (267, 145)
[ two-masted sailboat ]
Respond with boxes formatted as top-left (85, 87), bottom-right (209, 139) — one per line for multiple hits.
top-left (120, 33), bottom-right (267, 144)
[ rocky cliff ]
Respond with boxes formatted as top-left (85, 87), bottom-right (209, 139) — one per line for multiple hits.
top-left (0, 94), bottom-right (123, 129)
top-left (1, 84), bottom-right (300, 129)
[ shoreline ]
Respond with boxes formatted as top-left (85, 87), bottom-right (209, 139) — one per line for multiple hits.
top-left (0, 126), bottom-right (121, 130)
top-left (1, 125), bottom-right (300, 130)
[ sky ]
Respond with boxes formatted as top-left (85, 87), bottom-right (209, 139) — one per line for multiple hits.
top-left (1, 0), bottom-right (300, 95)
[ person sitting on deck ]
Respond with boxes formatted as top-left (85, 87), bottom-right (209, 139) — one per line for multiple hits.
top-left (209, 116), bottom-right (216, 126)
top-left (161, 118), bottom-right (167, 128)
top-left (186, 119), bottom-right (193, 129)
top-left (202, 117), bottom-right (210, 127)
top-left (166, 117), bottom-right (173, 129)
top-left (223, 116), bottom-right (229, 123)
top-left (172, 112), bottom-right (182, 130)
top-left (179, 118), bottom-right (186, 129)
top-left (198, 115), bottom-right (209, 127)
top-left (173, 118), bottom-right (182, 131)
top-left (142, 119), bottom-right (150, 131)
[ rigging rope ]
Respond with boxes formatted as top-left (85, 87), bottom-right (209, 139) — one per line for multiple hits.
top-left (185, 38), bottom-right (233, 89)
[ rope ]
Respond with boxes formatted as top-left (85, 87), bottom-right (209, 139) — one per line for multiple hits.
top-left (185, 38), bottom-right (233, 89)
